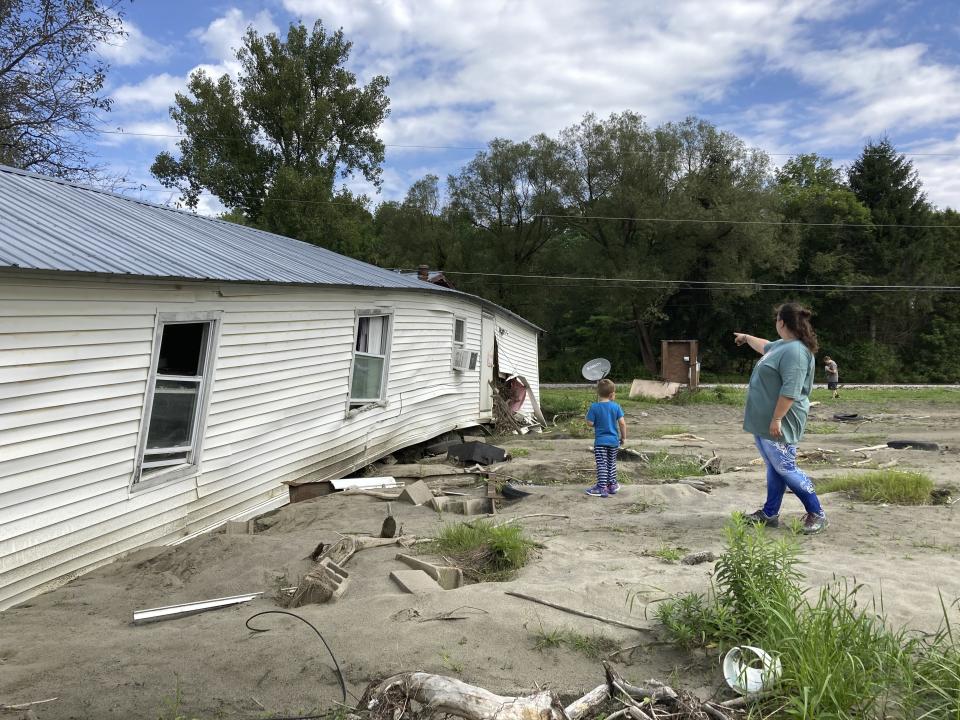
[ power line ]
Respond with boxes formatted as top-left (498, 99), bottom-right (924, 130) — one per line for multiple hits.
top-left (92, 127), bottom-right (960, 158)
top-left (439, 270), bottom-right (960, 292)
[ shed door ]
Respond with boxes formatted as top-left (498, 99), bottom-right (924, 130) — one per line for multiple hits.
top-left (480, 313), bottom-right (495, 414)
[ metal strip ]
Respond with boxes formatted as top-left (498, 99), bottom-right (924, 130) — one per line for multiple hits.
top-left (132, 592), bottom-right (262, 624)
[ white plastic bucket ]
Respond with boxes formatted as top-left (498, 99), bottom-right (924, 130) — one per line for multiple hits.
top-left (722, 645), bottom-right (782, 695)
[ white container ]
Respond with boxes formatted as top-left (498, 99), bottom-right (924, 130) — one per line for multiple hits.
top-left (722, 645), bottom-right (782, 695)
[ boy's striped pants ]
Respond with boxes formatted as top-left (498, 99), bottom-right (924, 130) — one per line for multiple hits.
top-left (593, 446), bottom-right (618, 487)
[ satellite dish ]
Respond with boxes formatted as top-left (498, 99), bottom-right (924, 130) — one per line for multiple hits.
top-left (581, 358), bottom-right (611, 382)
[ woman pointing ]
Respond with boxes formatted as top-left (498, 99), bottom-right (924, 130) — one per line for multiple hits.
top-left (734, 302), bottom-right (828, 535)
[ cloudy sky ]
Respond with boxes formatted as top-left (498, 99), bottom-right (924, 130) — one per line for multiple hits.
top-left (93, 0), bottom-right (960, 214)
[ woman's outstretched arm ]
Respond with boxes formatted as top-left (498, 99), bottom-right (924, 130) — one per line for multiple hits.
top-left (733, 332), bottom-right (770, 355)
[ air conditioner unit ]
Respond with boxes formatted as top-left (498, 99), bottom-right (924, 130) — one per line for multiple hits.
top-left (452, 348), bottom-right (479, 372)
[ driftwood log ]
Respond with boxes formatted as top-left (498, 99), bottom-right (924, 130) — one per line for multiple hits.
top-left (358, 663), bottom-right (740, 720)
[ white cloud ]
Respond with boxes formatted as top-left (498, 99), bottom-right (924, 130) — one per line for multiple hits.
top-left (281, 0), bottom-right (840, 145)
top-left (782, 43), bottom-right (960, 144)
top-left (906, 135), bottom-right (960, 210)
top-left (112, 74), bottom-right (185, 111)
top-left (191, 8), bottom-right (279, 62)
top-left (99, 19), bottom-right (170, 65)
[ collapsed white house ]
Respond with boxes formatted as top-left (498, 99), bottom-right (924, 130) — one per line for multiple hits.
top-left (0, 166), bottom-right (541, 610)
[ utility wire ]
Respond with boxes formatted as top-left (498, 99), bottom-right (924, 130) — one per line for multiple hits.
top-left (438, 271), bottom-right (960, 293)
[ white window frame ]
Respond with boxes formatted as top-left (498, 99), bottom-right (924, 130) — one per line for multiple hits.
top-left (347, 310), bottom-right (393, 413)
top-left (453, 316), bottom-right (467, 348)
top-left (131, 311), bottom-right (221, 492)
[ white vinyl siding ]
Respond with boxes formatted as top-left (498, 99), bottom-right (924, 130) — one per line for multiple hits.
top-left (0, 274), bottom-right (538, 609)
top-left (495, 314), bottom-right (541, 416)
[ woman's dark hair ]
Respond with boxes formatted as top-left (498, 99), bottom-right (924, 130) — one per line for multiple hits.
top-left (776, 302), bottom-right (819, 353)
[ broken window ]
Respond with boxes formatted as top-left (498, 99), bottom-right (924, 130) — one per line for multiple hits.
top-left (350, 314), bottom-right (391, 407)
top-left (135, 317), bottom-right (219, 487)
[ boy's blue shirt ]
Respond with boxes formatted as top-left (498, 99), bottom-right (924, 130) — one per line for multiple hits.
top-left (586, 400), bottom-right (624, 447)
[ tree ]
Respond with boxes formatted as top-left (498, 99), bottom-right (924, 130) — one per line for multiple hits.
top-left (374, 175), bottom-right (463, 270)
top-left (847, 138), bottom-right (936, 346)
top-left (0, 0), bottom-right (124, 177)
top-left (152, 19), bottom-right (389, 245)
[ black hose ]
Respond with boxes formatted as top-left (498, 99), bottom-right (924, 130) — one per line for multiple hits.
top-left (244, 610), bottom-right (347, 706)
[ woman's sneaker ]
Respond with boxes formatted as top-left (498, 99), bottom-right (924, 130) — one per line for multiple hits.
top-left (744, 509), bottom-right (780, 527)
top-left (608, 482), bottom-right (621, 495)
top-left (585, 483), bottom-right (609, 498)
top-left (802, 513), bottom-right (828, 535)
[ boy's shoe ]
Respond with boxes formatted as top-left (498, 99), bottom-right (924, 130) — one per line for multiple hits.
top-left (608, 482), bottom-right (621, 495)
top-left (744, 509), bottom-right (780, 528)
top-left (802, 512), bottom-right (828, 535)
top-left (585, 483), bottom-right (609, 498)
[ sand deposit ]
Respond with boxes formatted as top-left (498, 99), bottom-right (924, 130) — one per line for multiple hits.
top-left (2, 398), bottom-right (959, 719)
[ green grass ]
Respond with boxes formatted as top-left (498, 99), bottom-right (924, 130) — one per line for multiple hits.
top-left (531, 624), bottom-right (619, 659)
top-left (652, 516), bottom-right (960, 719)
top-left (805, 422), bottom-right (841, 435)
top-left (644, 424), bottom-right (690, 438)
top-left (818, 469), bottom-right (934, 504)
top-left (646, 544), bottom-right (687, 563)
top-left (809, 387), bottom-right (960, 404)
top-left (626, 498), bottom-right (664, 514)
top-left (642, 452), bottom-right (704, 480)
top-left (509, 447), bottom-right (530, 458)
top-left (430, 520), bottom-right (537, 582)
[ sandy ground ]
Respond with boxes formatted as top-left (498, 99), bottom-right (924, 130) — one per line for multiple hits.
top-left (3, 398), bottom-right (960, 719)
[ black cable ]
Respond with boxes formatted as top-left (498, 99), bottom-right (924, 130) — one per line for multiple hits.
top-left (244, 610), bottom-right (347, 706)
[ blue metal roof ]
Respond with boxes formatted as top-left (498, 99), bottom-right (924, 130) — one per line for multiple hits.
top-left (0, 166), bottom-right (539, 330)
top-left (0, 165), bottom-right (434, 289)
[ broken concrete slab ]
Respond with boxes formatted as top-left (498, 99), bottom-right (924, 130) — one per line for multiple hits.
top-left (390, 569), bottom-right (444, 595)
top-left (395, 554), bottom-right (463, 590)
top-left (398, 480), bottom-right (434, 506)
top-left (629, 379), bottom-right (682, 400)
top-left (224, 520), bottom-right (253, 535)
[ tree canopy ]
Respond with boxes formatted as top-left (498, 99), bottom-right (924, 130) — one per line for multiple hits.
top-left (0, 0), bottom-right (124, 177)
top-left (152, 19), bottom-right (389, 257)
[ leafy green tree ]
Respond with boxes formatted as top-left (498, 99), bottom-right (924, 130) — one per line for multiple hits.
top-left (0, 0), bottom-right (124, 177)
top-left (152, 20), bottom-right (389, 251)
top-left (847, 138), bottom-right (936, 347)
top-left (374, 174), bottom-right (463, 270)
top-left (447, 136), bottom-right (568, 302)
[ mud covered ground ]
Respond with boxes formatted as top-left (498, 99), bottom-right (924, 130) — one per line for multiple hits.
top-left (3, 388), bottom-right (959, 719)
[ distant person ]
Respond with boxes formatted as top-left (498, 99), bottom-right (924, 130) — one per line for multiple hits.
top-left (733, 302), bottom-right (827, 534)
top-left (584, 378), bottom-right (626, 498)
top-left (824, 356), bottom-right (840, 398)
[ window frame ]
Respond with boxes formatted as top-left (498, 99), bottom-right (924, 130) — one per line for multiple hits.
top-left (131, 311), bottom-right (222, 492)
top-left (347, 309), bottom-right (394, 413)
top-left (453, 316), bottom-right (467, 348)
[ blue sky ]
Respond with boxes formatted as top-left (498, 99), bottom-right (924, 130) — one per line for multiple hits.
top-left (93, 0), bottom-right (960, 214)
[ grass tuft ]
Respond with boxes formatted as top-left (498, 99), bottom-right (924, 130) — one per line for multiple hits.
top-left (805, 422), bottom-right (840, 435)
top-left (653, 515), bottom-right (960, 719)
top-left (509, 447), bottom-right (530, 458)
top-left (642, 452), bottom-right (704, 480)
top-left (646, 544), bottom-right (687, 563)
top-left (531, 624), bottom-right (619, 659)
top-left (431, 521), bottom-right (536, 582)
top-left (645, 424), bottom-right (690, 438)
top-left (818, 469), bottom-right (934, 504)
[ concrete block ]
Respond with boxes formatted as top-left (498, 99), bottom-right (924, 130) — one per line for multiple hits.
top-left (225, 520), bottom-right (252, 534)
top-left (390, 569), bottom-right (443, 595)
top-left (398, 479), bottom-right (434, 506)
top-left (396, 553), bottom-right (463, 590)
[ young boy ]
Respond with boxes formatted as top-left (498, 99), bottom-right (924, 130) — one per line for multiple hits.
top-left (824, 356), bottom-right (840, 399)
top-left (585, 378), bottom-right (627, 498)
